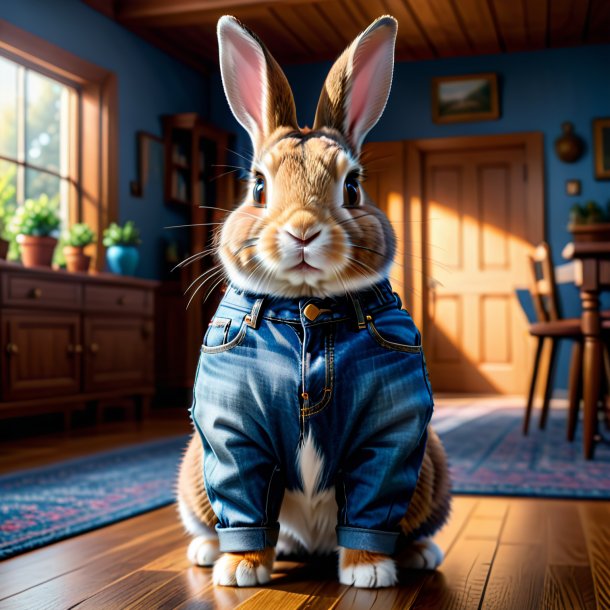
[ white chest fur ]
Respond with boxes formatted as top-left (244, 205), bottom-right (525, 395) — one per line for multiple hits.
top-left (277, 433), bottom-right (338, 555)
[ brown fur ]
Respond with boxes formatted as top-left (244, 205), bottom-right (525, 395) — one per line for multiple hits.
top-left (340, 549), bottom-right (389, 569)
top-left (218, 547), bottom-right (275, 573)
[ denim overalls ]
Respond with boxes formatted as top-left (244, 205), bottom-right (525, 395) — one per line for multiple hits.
top-left (190, 280), bottom-right (434, 555)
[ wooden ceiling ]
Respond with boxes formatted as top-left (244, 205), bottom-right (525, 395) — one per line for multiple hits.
top-left (84, 0), bottom-right (610, 72)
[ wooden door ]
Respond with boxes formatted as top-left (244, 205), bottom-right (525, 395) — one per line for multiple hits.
top-left (84, 317), bottom-right (152, 392)
top-left (422, 146), bottom-right (536, 393)
top-left (2, 312), bottom-right (81, 400)
top-left (364, 134), bottom-right (544, 395)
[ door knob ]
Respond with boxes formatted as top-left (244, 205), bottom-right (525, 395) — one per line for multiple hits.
top-left (89, 343), bottom-right (99, 354)
top-left (30, 287), bottom-right (42, 299)
top-left (67, 344), bottom-right (83, 354)
top-left (5, 343), bottom-right (19, 354)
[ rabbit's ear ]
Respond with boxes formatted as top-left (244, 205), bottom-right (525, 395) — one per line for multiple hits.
top-left (313, 16), bottom-right (397, 153)
top-left (217, 16), bottom-right (298, 152)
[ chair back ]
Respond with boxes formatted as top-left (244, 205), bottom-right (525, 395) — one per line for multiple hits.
top-left (528, 242), bottom-right (561, 322)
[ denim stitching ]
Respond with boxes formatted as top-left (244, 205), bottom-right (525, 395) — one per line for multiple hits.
top-left (201, 320), bottom-right (248, 354)
top-left (263, 465), bottom-right (280, 526)
top-left (302, 329), bottom-right (335, 418)
top-left (367, 320), bottom-right (421, 354)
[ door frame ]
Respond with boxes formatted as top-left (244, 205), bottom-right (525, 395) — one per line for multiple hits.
top-left (403, 132), bottom-right (545, 335)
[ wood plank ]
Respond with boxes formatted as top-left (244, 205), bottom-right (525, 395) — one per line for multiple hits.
top-left (411, 538), bottom-right (498, 608)
top-left (585, 0), bottom-right (610, 43)
top-left (451, 0), bottom-right (502, 54)
top-left (490, 0), bottom-right (529, 51)
top-left (433, 496), bottom-right (479, 554)
top-left (500, 498), bottom-right (547, 545)
top-left (404, 0), bottom-right (472, 57)
top-left (382, 0), bottom-right (436, 60)
top-left (542, 565), bottom-right (597, 610)
top-left (546, 501), bottom-right (590, 566)
top-left (524, 0), bottom-right (549, 48)
top-left (579, 502), bottom-right (610, 609)
top-left (549, 0), bottom-right (589, 46)
top-left (481, 543), bottom-right (546, 610)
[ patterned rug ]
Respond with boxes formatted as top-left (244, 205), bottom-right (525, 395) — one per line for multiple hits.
top-left (0, 435), bottom-right (188, 560)
top-left (434, 401), bottom-right (610, 499)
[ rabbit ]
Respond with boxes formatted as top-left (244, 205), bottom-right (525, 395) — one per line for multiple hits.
top-left (177, 14), bottom-right (452, 589)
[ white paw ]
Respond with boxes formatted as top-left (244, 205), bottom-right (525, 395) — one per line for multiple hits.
top-left (396, 538), bottom-right (443, 570)
top-left (187, 536), bottom-right (220, 566)
top-left (212, 553), bottom-right (272, 587)
top-left (338, 555), bottom-right (397, 588)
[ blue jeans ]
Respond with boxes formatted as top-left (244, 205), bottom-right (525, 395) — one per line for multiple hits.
top-left (190, 280), bottom-right (434, 554)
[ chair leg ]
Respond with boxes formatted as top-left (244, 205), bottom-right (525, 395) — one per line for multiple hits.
top-left (567, 340), bottom-right (583, 442)
top-left (539, 338), bottom-right (559, 430)
top-left (524, 337), bottom-right (544, 435)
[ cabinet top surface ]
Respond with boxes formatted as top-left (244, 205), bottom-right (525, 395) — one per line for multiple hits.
top-left (0, 260), bottom-right (160, 289)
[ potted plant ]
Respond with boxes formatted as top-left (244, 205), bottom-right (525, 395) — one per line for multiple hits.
top-left (63, 223), bottom-right (95, 273)
top-left (9, 195), bottom-right (60, 268)
top-left (103, 220), bottom-right (142, 275)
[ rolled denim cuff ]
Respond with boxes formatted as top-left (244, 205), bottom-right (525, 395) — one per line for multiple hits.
top-left (336, 526), bottom-right (399, 554)
top-left (216, 524), bottom-right (280, 552)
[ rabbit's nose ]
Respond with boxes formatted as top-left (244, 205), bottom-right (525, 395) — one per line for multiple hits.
top-left (283, 226), bottom-right (321, 246)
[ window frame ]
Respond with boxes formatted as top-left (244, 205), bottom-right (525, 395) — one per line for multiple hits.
top-left (0, 19), bottom-right (118, 270)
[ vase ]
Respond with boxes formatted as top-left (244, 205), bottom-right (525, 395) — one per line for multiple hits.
top-left (17, 235), bottom-right (57, 268)
top-left (64, 246), bottom-right (91, 273)
top-left (106, 245), bottom-right (139, 276)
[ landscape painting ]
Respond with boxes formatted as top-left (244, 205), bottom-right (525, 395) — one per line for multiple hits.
top-left (432, 73), bottom-right (499, 123)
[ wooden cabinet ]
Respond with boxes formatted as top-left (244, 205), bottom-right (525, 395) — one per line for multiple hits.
top-left (3, 312), bottom-right (81, 401)
top-left (0, 261), bottom-right (158, 425)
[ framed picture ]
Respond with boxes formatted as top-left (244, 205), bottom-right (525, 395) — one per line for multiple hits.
top-left (593, 118), bottom-right (610, 180)
top-left (432, 73), bottom-right (499, 124)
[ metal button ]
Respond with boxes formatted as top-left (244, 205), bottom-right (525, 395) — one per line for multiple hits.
top-left (303, 303), bottom-right (321, 321)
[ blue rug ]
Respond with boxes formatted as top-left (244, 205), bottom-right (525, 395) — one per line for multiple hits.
top-left (435, 405), bottom-right (610, 499)
top-left (0, 435), bottom-right (189, 560)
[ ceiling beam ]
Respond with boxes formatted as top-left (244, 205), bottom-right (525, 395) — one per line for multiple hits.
top-left (118, 0), bottom-right (334, 27)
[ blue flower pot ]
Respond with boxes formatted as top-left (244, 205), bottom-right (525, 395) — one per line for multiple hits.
top-left (106, 245), bottom-right (139, 276)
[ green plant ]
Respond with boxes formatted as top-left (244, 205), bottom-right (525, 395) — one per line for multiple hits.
top-left (64, 223), bottom-right (95, 247)
top-left (0, 166), bottom-right (17, 240)
top-left (9, 194), bottom-right (60, 237)
top-left (103, 221), bottom-right (142, 247)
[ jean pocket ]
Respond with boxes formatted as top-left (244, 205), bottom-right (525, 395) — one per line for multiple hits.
top-left (366, 315), bottom-right (422, 354)
top-left (201, 314), bottom-right (248, 354)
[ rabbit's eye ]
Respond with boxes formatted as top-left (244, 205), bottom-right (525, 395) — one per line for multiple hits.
top-left (253, 174), bottom-right (266, 207)
top-left (343, 174), bottom-right (361, 208)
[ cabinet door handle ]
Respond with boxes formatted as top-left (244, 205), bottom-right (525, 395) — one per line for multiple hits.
top-left (117, 295), bottom-right (126, 306)
top-left (67, 344), bottom-right (83, 354)
top-left (30, 287), bottom-right (42, 299)
top-left (6, 343), bottom-right (19, 354)
top-left (89, 343), bottom-right (99, 354)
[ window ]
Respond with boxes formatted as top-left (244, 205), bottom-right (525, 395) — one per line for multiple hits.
top-left (0, 55), bottom-right (78, 234)
top-left (0, 19), bottom-right (117, 270)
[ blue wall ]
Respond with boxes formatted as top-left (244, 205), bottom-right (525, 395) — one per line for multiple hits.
top-left (212, 43), bottom-right (610, 390)
top-left (0, 0), bottom-right (208, 278)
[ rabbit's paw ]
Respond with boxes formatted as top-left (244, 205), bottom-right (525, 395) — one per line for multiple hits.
top-left (213, 548), bottom-right (275, 587)
top-left (187, 536), bottom-right (220, 567)
top-left (338, 548), bottom-right (397, 588)
top-left (395, 538), bottom-right (443, 570)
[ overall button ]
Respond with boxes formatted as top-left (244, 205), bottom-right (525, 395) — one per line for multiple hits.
top-left (303, 303), bottom-right (332, 321)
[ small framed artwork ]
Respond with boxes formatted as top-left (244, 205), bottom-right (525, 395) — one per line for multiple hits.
top-left (593, 118), bottom-right (610, 179)
top-left (432, 73), bottom-right (499, 124)
top-left (565, 179), bottom-right (581, 196)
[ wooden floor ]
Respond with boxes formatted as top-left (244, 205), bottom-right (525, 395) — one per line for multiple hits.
top-left (1, 411), bottom-right (609, 609)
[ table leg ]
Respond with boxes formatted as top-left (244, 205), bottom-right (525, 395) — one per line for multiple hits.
top-left (581, 290), bottom-right (601, 459)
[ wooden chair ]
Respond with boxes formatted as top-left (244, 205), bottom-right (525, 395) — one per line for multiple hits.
top-left (524, 242), bottom-right (610, 439)
top-left (523, 243), bottom-right (582, 436)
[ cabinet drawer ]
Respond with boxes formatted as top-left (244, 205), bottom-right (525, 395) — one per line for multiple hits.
top-left (2, 274), bottom-right (82, 309)
top-left (84, 285), bottom-right (153, 315)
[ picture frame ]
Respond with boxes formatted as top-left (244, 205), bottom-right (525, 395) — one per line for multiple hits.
top-left (593, 118), bottom-right (610, 180)
top-left (432, 73), bottom-right (499, 124)
top-left (130, 131), bottom-right (164, 197)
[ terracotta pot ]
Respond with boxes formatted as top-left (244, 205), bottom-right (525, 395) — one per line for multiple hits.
top-left (17, 235), bottom-right (57, 268)
top-left (0, 238), bottom-right (8, 260)
top-left (64, 246), bottom-right (91, 273)
top-left (568, 223), bottom-right (610, 243)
